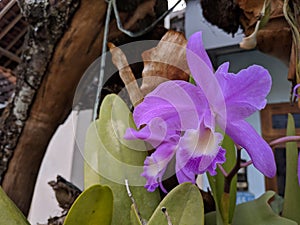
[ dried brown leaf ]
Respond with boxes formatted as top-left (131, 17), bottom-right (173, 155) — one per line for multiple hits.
top-left (140, 30), bottom-right (190, 95)
top-left (108, 42), bottom-right (144, 106)
top-left (109, 30), bottom-right (190, 105)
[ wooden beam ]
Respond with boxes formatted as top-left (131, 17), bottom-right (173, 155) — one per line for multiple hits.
top-left (3, 59), bottom-right (12, 68)
top-left (0, 46), bottom-right (21, 63)
top-left (0, 14), bottom-right (23, 40)
top-left (0, 0), bottom-right (17, 21)
top-left (3, 46), bottom-right (24, 68)
top-left (6, 27), bottom-right (27, 50)
top-left (0, 27), bottom-right (27, 66)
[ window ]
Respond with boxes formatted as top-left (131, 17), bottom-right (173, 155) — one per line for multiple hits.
top-left (260, 102), bottom-right (300, 196)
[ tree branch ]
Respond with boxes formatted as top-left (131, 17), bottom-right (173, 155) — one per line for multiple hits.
top-left (0, 0), bottom-right (80, 183)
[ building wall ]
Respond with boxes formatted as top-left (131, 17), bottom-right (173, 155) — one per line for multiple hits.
top-left (28, 112), bottom-right (77, 224)
top-left (185, 0), bottom-right (243, 48)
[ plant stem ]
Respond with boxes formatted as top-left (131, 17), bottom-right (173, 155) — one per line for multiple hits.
top-left (224, 146), bottom-right (242, 193)
top-left (269, 135), bottom-right (300, 147)
top-left (220, 192), bottom-right (231, 225)
top-left (217, 145), bottom-right (243, 225)
top-left (234, 136), bottom-right (300, 170)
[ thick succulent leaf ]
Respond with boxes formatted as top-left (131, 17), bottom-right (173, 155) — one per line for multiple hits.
top-left (232, 191), bottom-right (297, 225)
top-left (282, 114), bottom-right (300, 223)
top-left (63, 185), bottom-right (113, 225)
top-left (0, 187), bottom-right (30, 225)
top-left (84, 94), bottom-right (160, 225)
top-left (205, 191), bottom-right (297, 225)
top-left (270, 194), bottom-right (284, 215)
top-left (204, 211), bottom-right (217, 225)
top-left (207, 134), bottom-right (237, 224)
top-left (130, 204), bottom-right (144, 225)
top-left (147, 183), bottom-right (204, 225)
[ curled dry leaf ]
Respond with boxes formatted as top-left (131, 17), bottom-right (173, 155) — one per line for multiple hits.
top-left (237, 0), bottom-right (300, 108)
top-left (239, 20), bottom-right (260, 49)
top-left (108, 42), bottom-right (144, 106)
top-left (48, 175), bottom-right (82, 212)
top-left (109, 30), bottom-right (190, 106)
top-left (237, 0), bottom-right (292, 65)
top-left (140, 30), bottom-right (190, 95)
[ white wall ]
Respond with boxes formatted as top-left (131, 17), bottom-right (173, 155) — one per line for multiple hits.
top-left (70, 110), bottom-right (93, 189)
top-left (185, 0), bottom-right (243, 48)
top-left (28, 112), bottom-right (78, 225)
top-left (28, 109), bottom-right (93, 224)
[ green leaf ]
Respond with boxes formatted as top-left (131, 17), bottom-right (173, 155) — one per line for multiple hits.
top-left (232, 191), bottom-right (297, 225)
top-left (0, 187), bottom-right (30, 225)
top-left (205, 191), bottom-right (297, 225)
top-left (63, 185), bottom-right (113, 225)
top-left (207, 134), bottom-right (237, 224)
top-left (148, 183), bottom-right (204, 225)
top-left (282, 113), bottom-right (300, 223)
top-left (189, 75), bottom-right (196, 85)
top-left (84, 94), bottom-right (160, 225)
top-left (130, 204), bottom-right (144, 225)
top-left (270, 194), bottom-right (284, 215)
top-left (205, 211), bottom-right (217, 225)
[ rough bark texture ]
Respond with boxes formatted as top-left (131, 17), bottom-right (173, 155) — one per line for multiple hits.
top-left (0, 0), bottom-right (167, 216)
top-left (0, 0), bottom-right (80, 181)
top-left (0, 0), bottom-right (83, 215)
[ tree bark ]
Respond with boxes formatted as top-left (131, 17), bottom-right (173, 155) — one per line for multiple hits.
top-left (0, 0), bottom-right (80, 180)
top-left (0, 0), bottom-right (167, 216)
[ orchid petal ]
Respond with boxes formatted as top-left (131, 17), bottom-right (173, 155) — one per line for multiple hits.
top-left (124, 117), bottom-right (169, 148)
top-left (133, 96), bottom-right (179, 129)
top-left (214, 62), bottom-right (230, 91)
top-left (205, 147), bottom-right (226, 176)
top-left (175, 162), bottom-right (196, 184)
top-left (141, 141), bottom-right (177, 192)
top-left (226, 120), bottom-right (276, 178)
top-left (176, 127), bottom-right (225, 176)
top-left (216, 65), bottom-right (272, 121)
top-left (186, 36), bottom-right (227, 124)
top-left (133, 80), bottom-right (207, 130)
top-left (187, 32), bottom-right (213, 71)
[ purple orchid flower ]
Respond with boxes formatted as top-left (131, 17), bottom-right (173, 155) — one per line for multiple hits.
top-left (125, 31), bottom-right (276, 192)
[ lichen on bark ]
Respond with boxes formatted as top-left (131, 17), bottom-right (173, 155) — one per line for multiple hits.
top-left (0, 0), bottom-right (80, 183)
